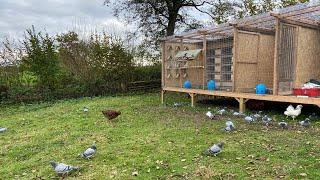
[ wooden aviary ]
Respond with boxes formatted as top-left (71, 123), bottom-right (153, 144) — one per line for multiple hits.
top-left (161, 3), bottom-right (320, 112)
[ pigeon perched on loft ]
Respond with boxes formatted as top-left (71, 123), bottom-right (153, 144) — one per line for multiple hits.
top-left (79, 144), bottom-right (97, 159)
top-left (50, 161), bottom-right (80, 176)
top-left (203, 142), bottom-right (224, 156)
top-left (284, 105), bottom-right (302, 120)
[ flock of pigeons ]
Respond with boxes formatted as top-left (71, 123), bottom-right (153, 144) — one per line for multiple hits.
top-left (0, 103), bottom-right (316, 177)
top-left (203, 104), bottom-right (315, 156)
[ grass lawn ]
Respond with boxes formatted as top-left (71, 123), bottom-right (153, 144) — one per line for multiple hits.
top-left (1, 92), bottom-right (320, 179)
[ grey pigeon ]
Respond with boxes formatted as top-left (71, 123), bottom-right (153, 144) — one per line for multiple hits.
top-left (50, 161), bottom-right (80, 176)
top-left (253, 112), bottom-right (261, 120)
top-left (206, 111), bottom-right (215, 119)
top-left (173, 102), bottom-right (182, 107)
top-left (233, 111), bottom-right (240, 116)
top-left (299, 118), bottom-right (311, 127)
top-left (203, 142), bottom-right (224, 156)
top-left (278, 122), bottom-right (288, 129)
top-left (225, 120), bottom-right (235, 132)
top-left (244, 116), bottom-right (254, 123)
top-left (0, 128), bottom-right (7, 133)
top-left (80, 144), bottom-right (97, 159)
top-left (262, 115), bottom-right (272, 125)
top-left (218, 109), bottom-right (226, 115)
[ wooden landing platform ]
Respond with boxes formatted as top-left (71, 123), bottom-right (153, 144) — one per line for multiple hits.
top-left (162, 87), bottom-right (320, 112)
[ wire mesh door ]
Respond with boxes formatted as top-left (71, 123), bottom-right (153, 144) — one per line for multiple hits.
top-left (278, 24), bottom-right (297, 93)
top-left (206, 37), bottom-right (233, 91)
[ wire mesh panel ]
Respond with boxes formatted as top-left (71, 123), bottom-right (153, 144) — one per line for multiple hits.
top-left (278, 24), bottom-right (297, 93)
top-left (206, 37), bottom-right (233, 91)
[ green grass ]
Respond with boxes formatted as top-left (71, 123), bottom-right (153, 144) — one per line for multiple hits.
top-left (1, 93), bottom-right (320, 179)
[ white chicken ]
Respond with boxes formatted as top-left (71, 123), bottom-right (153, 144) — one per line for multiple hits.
top-left (284, 105), bottom-right (303, 120)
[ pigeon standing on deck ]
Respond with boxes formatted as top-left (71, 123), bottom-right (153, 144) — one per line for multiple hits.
top-left (299, 118), bottom-right (311, 127)
top-left (79, 144), bottom-right (97, 159)
top-left (278, 122), bottom-right (288, 129)
top-left (50, 161), bottom-right (80, 176)
top-left (206, 111), bottom-right (215, 119)
top-left (203, 142), bottom-right (224, 156)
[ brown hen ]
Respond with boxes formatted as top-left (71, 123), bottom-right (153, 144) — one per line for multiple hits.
top-left (102, 110), bottom-right (121, 120)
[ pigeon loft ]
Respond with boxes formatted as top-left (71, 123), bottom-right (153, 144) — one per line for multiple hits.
top-left (161, 3), bottom-right (320, 112)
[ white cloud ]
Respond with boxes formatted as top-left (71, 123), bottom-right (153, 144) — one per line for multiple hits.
top-left (0, 0), bottom-right (130, 42)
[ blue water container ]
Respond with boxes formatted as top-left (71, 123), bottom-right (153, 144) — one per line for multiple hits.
top-left (207, 80), bottom-right (216, 90)
top-left (256, 84), bottom-right (267, 94)
top-left (184, 81), bottom-right (192, 89)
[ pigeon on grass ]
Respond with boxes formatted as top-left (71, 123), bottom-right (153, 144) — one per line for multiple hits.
top-left (299, 118), bottom-right (311, 127)
top-left (225, 120), bottom-right (235, 132)
top-left (203, 142), bottom-right (224, 156)
top-left (79, 144), bottom-right (97, 159)
top-left (50, 161), bottom-right (80, 176)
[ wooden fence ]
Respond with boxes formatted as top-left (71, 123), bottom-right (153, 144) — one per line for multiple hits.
top-left (127, 79), bottom-right (161, 91)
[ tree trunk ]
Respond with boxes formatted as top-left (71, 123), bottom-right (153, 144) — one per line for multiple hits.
top-left (166, 13), bottom-right (178, 36)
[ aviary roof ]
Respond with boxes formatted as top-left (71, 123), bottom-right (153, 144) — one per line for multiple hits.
top-left (164, 3), bottom-right (320, 43)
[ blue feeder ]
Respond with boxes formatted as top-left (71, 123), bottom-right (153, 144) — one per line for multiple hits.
top-left (256, 84), bottom-right (267, 94)
top-left (207, 80), bottom-right (216, 90)
top-left (184, 81), bottom-right (192, 89)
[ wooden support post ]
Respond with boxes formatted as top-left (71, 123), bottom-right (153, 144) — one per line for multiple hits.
top-left (235, 98), bottom-right (249, 113)
top-left (202, 35), bottom-right (207, 90)
top-left (189, 93), bottom-right (196, 107)
top-left (161, 90), bottom-right (165, 104)
top-left (273, 19), bottom-right (280, 95)
top-left (232, 27), bottom-right (238, 92)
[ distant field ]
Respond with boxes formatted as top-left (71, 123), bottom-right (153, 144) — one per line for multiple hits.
top-left (1, 93), bottom-right (320, 179)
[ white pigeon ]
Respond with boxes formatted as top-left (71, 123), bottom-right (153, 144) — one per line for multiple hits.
top-left (244, 116), bottom-right (254, 123)
top-left (80, 144), bottom-right (97, 159)
top-left (83, 107), bottom-right (89, 113)
top-left (0, 128), bottom-right (7, 133)
top-left (284, 105), bottom-right (302, 120)
top-left (206, 111), bottom-right (215, 119)
top-left (203, 142), bottom-right (224, 156)
top-left (299, 118), bottom-right (311, 127)
top-left (50, 161), bottom-right (80, 176)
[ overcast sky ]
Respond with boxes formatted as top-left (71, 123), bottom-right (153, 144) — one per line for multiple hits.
top-left (0, 0), bottom-right (133, 42)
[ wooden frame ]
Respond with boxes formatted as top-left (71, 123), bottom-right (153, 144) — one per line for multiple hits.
top-left (161, 3), bottom-right (320, 112)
